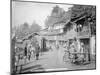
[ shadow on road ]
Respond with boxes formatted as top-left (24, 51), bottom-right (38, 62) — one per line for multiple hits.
top-left (19, 64), bottom-right (45, 74)
top-left (22, 65), bottom-right (41, 71)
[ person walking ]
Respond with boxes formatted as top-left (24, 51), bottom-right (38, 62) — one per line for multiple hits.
top-left (27, 44), bottom-right (31, 61)
top-left (35, 42), bottom-right (40, 60)
top-left (24, 43), bottom-right (28, 64)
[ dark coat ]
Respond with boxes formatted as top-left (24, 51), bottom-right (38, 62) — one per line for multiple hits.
top-left (35, 44), bottom-right (40, 54)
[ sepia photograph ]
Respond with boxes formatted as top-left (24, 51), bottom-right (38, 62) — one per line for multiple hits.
top-left (11, 0), bottom-right (96, 75)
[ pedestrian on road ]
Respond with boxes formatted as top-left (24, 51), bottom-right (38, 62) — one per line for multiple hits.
top-left (24, 43), bottom-right (28, 64)
top-left (27, 44), bottom-right (31, 61)
top-left (35, 42), bottom-right (40, 60)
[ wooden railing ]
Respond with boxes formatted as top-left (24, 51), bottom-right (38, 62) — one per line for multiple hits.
top-left (77, 26), bottom-right (90, 37)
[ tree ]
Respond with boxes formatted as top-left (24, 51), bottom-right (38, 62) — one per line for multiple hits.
top-left (14, 21), bottom-right (41, 39)
top-left (71, 5), bottom-right (96, 35)
top-left (30, 21), bottom-right (41, 33)
top-left (14, 22), bottom-right (29, 39)
top-left (71, 5), bottom-right (96, 20)
top-left (45, 5), bottom-right (72, 28)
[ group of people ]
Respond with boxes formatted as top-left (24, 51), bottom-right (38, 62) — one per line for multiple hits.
top-left (24, 42), bottom-right (40, 62)
top-left (14, 40), bottom-right (41, 73)
top-left (62, 38), bottom-right (87, 64)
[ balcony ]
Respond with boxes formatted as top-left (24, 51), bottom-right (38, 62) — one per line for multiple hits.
top-left (77, 26), bottom-right (90, 38)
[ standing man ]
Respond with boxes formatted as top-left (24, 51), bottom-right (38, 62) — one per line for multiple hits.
top-left (35, 42), bottom-right (40, 60)
top-left (24, 43), bottom-right (28, 64)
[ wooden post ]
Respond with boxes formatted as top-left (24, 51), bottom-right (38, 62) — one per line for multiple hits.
top-left (88, 22), bottom-right (91, 62)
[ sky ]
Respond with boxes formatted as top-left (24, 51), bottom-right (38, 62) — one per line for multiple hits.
top-left (12, 1), bottom-right (73, 29)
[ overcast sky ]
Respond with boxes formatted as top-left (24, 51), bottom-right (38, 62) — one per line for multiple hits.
top-left (12, 1), bottom-right (73, 29)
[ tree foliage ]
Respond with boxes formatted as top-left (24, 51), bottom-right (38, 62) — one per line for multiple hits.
top-left (14, 21), bottom-right (41, 39)
top-left (45, 5), bottom-right (72, 28)
top-left (71, 5), bottom-right (96, 19)
top-left (30, 22), bottom-right (41, 33)
top-left (71, 5), bottom-right (96, 35)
